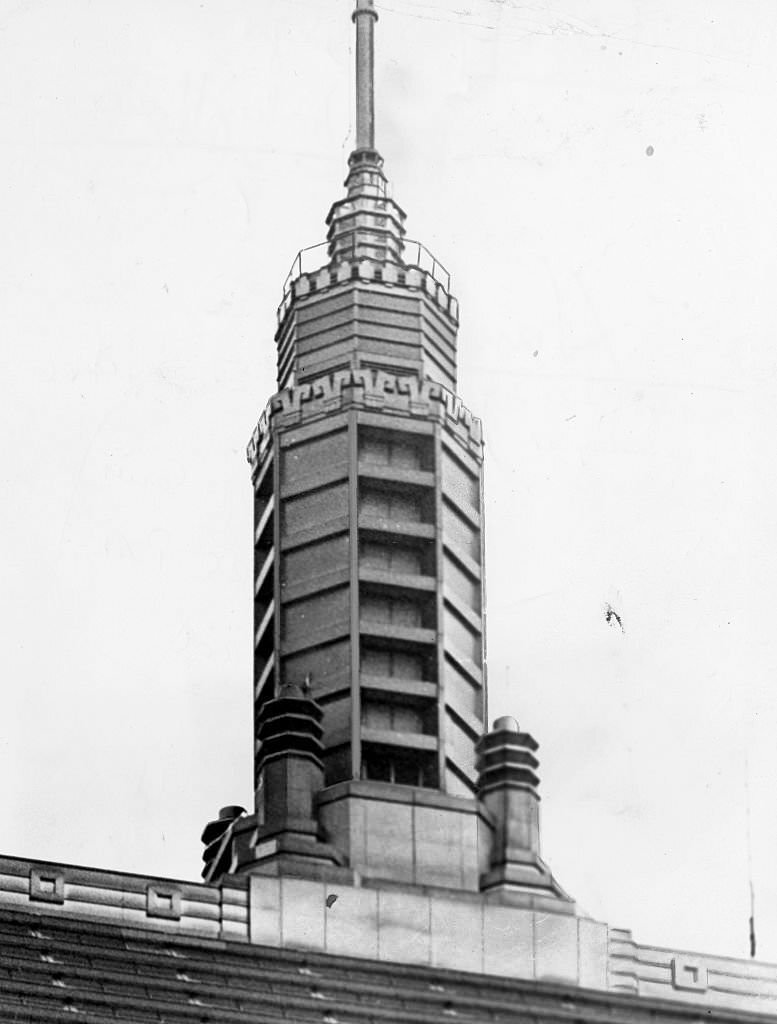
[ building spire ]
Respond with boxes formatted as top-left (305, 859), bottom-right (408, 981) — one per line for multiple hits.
top-left (325, 0), bottom-right (406, 264)
top-left (352, 0), bottom-right (378, 153)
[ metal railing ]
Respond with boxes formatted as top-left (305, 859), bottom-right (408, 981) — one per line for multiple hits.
top-left (277, 237), bottom-right (453, 322)
top-left (403, 239), bottom-right (451, 293)
top-left (277, 241), bottom-right (330, 322)
top-left (281, 241), bottom-right (330, 298)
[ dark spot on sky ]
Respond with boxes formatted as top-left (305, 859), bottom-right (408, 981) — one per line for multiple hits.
top-left (605, 604), bottom-right (625, 633)
top-left (646, 145), bottom-right (654, 156)
top-left (532, 350), bottom-right (538, 358)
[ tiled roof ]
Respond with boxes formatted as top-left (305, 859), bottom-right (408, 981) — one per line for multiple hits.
top-left (0, 905), bottom-right (772, 1024)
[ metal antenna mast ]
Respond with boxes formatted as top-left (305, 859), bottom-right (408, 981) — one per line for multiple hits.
top-left (352, 0), bottom-right (378, 151)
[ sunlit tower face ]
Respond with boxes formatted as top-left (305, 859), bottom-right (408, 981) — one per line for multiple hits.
top-left (248, 0), bottom-right (486, 804)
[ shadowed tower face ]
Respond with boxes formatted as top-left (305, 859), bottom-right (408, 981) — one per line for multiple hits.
top-left (247, 0), bottom-right (486, 804)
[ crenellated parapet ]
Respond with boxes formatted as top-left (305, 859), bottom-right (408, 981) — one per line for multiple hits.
top-left (247, 367), bottom-right (483, 477)
top-left (276, 251), bottom-right (458, 327)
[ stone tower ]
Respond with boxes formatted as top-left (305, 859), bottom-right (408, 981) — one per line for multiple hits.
top-left (248, 0), bottom-right (486, 803)
top-left (203, 0), bottom-right (562, 900)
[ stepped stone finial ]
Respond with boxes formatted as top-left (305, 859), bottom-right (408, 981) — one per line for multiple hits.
top-left (352, 0), bottom-right (378, 152)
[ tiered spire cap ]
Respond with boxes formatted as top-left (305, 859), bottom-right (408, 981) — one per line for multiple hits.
top-left (326, 0), bottom-right (407, 265)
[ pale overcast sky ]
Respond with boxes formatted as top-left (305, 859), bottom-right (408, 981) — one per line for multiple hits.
top-left (2, 0), bottom-right (777, 963)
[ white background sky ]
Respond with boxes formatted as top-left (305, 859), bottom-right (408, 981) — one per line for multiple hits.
top-left (1, 0), bottom-right (776, 964)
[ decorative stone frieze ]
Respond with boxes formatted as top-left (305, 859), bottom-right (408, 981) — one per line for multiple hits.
top-left (247, 367), bottom-right (483, 474)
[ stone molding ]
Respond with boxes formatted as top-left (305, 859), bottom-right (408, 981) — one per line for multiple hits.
top-left (0, 856), bottom-right (248, 942)
top-left (247, 367), bottom-right (483, 474)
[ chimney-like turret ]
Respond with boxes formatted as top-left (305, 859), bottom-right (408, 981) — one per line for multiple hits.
top-left (229, 683), bottom-right (346, 879)
top-left (477, 716), bottom-right (568, 899)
